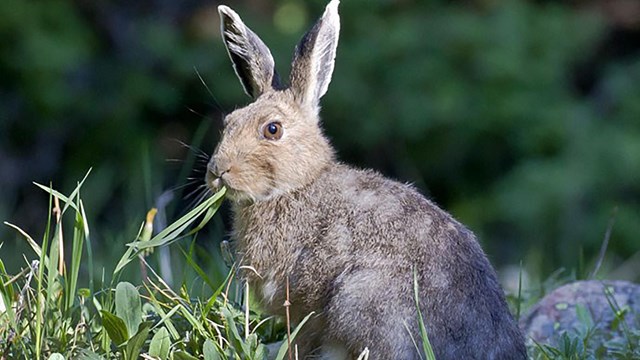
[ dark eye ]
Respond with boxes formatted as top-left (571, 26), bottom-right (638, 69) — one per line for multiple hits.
top-left (263, 122), bottom-right (283, 140)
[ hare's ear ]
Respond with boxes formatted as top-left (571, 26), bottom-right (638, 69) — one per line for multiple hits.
top-left (218, 5), bottom-right (280, 98)
top-left (289, 0), bottom-right (340, 110)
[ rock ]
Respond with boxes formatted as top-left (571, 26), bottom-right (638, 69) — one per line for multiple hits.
top-left (520, 280), bottom-right (640, 347)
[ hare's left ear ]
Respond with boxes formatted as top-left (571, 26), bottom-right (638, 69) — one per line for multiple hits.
top-left (289, 0), bottom-right (340, 110)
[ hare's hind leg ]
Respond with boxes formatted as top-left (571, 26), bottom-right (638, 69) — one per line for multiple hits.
top-left (324, 268), bottom-right (421, 360)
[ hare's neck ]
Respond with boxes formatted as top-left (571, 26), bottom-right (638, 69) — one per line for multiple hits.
top-left (230, 162), bottom-right (330, 268)
top-left (291, 134), bottom-right (335, 191)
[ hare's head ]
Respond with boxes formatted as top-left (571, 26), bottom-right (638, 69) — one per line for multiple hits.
top-left (207, 0), bottom-right (340, 203)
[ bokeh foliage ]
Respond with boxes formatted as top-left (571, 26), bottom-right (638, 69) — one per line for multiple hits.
top-left (1, 0), bottom-right (639, 281)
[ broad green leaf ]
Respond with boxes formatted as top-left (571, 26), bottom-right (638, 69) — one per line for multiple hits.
top-left (173, 351), bottom-right (199, 360)
top-left (100, 310), bottom-right (128, 346)
top-left (149, 327), bottom-right (171, 360)
top-left (115, 281), bottom-right (143, 338)
top-left (203, 338), bottom-right (222, 360)
top-left (125, 322), bottom-right (151, 360)
top-left (222, 307), bottom-right (251, 355)
top-left (76, 349), bottom-right (106, 360)
top-left (255, 343), bottom-right (267, 360)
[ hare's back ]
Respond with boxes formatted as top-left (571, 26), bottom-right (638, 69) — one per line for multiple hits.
top-left (315, 164), bottom-right (471, 252)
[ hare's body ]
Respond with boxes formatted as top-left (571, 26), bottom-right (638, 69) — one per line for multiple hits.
top-left (208, 1), bottom-right (526, 358)
top-left (234, 164), bottom-right (524, 359)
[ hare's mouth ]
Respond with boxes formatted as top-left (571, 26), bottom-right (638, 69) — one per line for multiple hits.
top-left (205, 165), bottom-right (273, 204)
top-left (205, 171), bottom-right (247, 202)
top-left (205, 171), bottom-right (223, 192)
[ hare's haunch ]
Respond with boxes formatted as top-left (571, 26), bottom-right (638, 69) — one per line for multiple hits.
top-left (207, 1), bottom-right (526, 359)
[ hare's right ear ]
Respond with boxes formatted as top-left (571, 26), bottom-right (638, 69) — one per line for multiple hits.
top-left (218, 6), bottom-right (280, 98)
top-left (289, 0), bottom-right (340, 110)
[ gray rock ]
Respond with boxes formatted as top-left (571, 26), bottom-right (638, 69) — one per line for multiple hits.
top-left (521, 280), bottom-right (640, 347)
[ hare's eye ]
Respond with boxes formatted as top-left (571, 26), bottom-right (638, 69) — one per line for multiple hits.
top-left (263, 122), bottom-right (283, 140)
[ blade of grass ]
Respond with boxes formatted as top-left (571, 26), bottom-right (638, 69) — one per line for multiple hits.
top-left (79, 200), bottom-right (95, 296)
top-left (516, 260), bottom-right (523, 322)
top-left (0, 259), bottom-right (19, 348)
top-left (129, 187), bottom-right (226, 250)
top-left (144, 285), bottom-right (180, 340)
top-left (413, 269), bottom-right (436, 360)
top-left (112, 223), bottom-right (145, 278)
top-left (179, 245), bottom-right (216, 292)
top-left (203, 265), bottom-right (236, 317)
top-left (403, 321), bottom-right (424, 360)
top-left (33, 169), bottom-right (92, 215)
top-left (3, 222), bottom-right (42, 257)
top-left (66, 196), bottom-right (86, 311)
top-left (115, 188), bottom-right (225, 275)
top-left (589, 208), bottom-right (618, 279)
top-left (35, 185), bottom-right (54, 360)
top-left (274, 311), bottom-right (316, 360)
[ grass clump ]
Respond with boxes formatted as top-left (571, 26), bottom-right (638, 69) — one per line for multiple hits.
top-left (0, 173), bottom-right (301, 359)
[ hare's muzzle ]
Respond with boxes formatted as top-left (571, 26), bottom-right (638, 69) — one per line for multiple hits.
top-left (206, 158), bottom-right (231, 192)
top-left (207, 174), bottom-right (223, 192)
top-left (205, 163), bottom-right (223, 191)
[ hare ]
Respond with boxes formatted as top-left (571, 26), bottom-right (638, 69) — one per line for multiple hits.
top-left (206, 1), bottom-right (527, 359)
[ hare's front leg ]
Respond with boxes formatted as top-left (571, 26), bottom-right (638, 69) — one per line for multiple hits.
top-left (323, 268), bottom-right (421, 360)
top-left (317, 341), bottom-right (350, 360)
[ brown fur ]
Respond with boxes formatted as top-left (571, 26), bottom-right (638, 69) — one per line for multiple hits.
top-left (208, 1), bottom-right (526, 359)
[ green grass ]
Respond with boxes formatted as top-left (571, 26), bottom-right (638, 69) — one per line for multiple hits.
top-left (0, 174), bottom-right (331, 360)
top-left (0, 174), bottom-right (638, 360)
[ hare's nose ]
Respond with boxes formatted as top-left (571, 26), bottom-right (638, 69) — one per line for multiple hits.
top-left (208, 159), bottom-right (230, 178)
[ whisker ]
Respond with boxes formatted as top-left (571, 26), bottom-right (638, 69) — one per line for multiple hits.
top-left (184, 186), bottom-right (211, 212)
top-left (184, 183), bottom-right (208, 201)
top-left (186, 176), bottom-right (207, 181)
top-left (194, 66), bottom-right (225, 115)
top-left (186, 107), bottom-right (215, 122)
top-left (173, 139), bottom-right (210, 158)
top-left (168, 180), bottom-right (202, 192)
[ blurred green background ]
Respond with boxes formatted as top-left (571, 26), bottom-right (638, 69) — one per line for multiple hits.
top-left (1, 0), bottom-right (639, 288)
